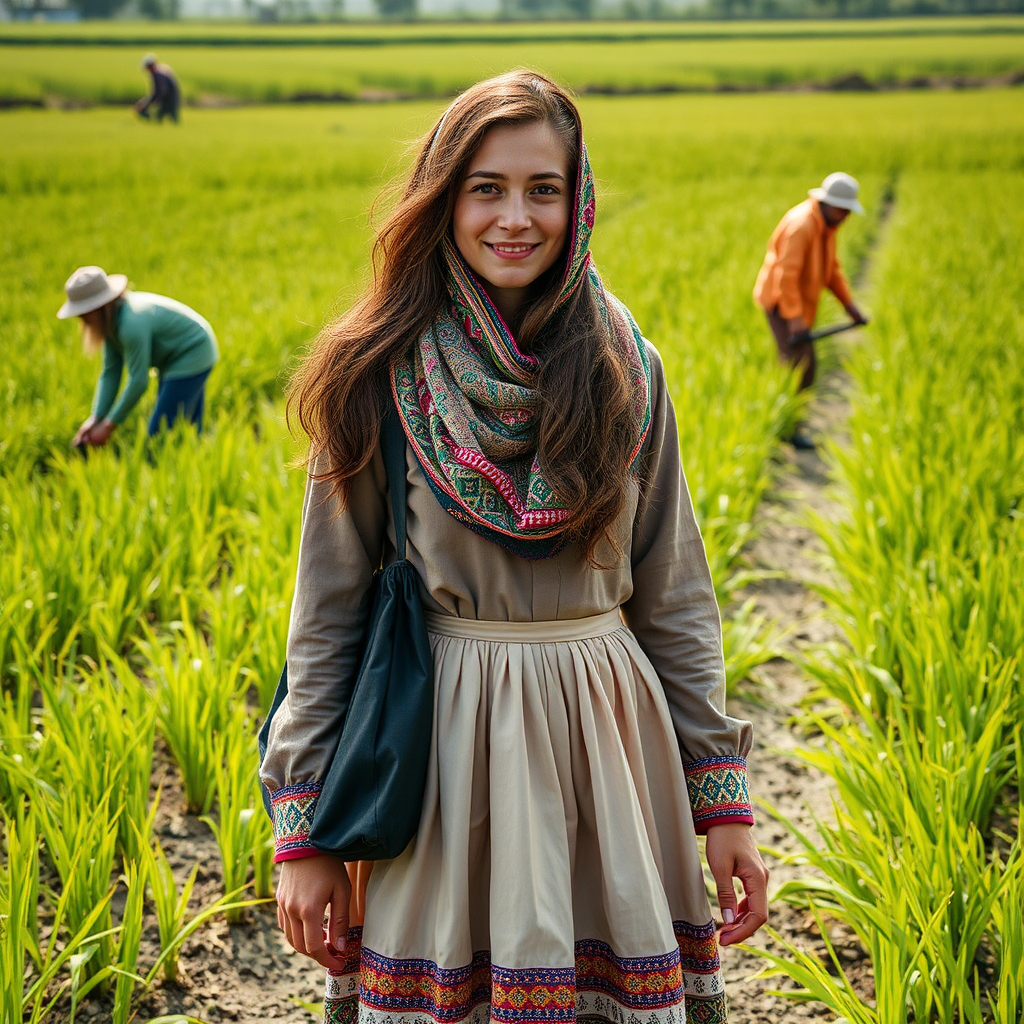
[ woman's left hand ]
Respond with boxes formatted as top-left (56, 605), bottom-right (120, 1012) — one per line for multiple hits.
top-left (705, 822), bottom-right (770, 946)
top-left (87, 420), bottom-right (116, 446)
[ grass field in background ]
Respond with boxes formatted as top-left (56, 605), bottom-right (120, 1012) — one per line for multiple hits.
top-left (1, 17), bottom-right (1022, 105)
top-left (1, 83), bottom-right (1022, 1020)
top-left (3, 15), bottom-right (1023, 44)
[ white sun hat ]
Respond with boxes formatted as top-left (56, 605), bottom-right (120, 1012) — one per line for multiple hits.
top-left (56, 266), bottom-right (128, 319)
top-left (809, 172), bottom-right (865, 214)
top-left (141, 53), bottom-right (158, 69)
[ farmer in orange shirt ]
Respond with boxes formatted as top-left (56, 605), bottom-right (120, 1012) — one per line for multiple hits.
top-left (754, 173), bottom-right (868, 446)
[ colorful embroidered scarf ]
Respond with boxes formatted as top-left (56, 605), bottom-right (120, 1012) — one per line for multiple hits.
top-left (391, 140), bottom-right (652, 560)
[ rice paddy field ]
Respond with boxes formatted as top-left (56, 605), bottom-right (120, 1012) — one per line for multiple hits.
top-left (1, 18), bottom-right (1023, 1024)
top-left (1, 16), bottom-right (1022, 105)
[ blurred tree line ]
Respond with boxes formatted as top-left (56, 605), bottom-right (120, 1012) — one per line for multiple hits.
top-left (4, 0), bottom-right (1023, 20)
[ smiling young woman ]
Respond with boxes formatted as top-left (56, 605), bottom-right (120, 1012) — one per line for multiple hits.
top-left (262, 71), bottom-right (768, 1024)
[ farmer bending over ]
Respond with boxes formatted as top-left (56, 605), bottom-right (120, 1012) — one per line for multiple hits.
top-left (58, 266), bottom-right (218, 448)
top-left (754, 172), bottom-right (868, 448)
top-left (135, 54), bottom-right (180, 123)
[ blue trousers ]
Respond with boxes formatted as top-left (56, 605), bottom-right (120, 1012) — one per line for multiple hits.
top-left (148, 369), bottom-right (211, 437)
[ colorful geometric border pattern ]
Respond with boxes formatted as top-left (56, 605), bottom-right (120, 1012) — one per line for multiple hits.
top-left (575, 939), bottom-right (682, 1009)
top-left (683, 756), bottom-right (754, 834)
top-left (491, 964), bottom-right (577, 1023)
top-left (270, 780), bottom-right (322, 860)
top-left (350, 923), bottom-right (725, 1024)
top-left (325, 927), bottom-right (365, 1024)
top-left (673, 920), bottom-right (721, 983)
top-left (360, 946), bottom-right (493, 1022)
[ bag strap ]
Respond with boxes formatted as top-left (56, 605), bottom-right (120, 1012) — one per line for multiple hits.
top-left (381, 402), bottom-right (409, 560)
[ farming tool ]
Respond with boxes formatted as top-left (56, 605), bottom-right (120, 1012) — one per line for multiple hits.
top-left (794, 318), bottom-right (869, 345)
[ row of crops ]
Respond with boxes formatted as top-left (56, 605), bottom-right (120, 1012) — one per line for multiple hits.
top-left (757, 174), bottom-right (1024, 1019)
top-left (1, 86), bottom-right (1020, 1019)
top-left (2, 16), bottom-right (1023, 106)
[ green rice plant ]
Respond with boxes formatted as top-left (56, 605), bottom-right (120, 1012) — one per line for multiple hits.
top-left (41, 646), bottom-right (157, 862)
top-left (988, 841), bottom-right (1024, 1024)
top-left (36, 790), bottom-right (121, 987)
top-left (249, 768), bottom-right (277, 900)
top-left (1, 807), bottom-right (37, 1022)
top-left (133, 813), bottom-right (263, 993)
top-left (111, 860), bottom-right (146, 1024)
top-left (139, 831), bottom-right (199, 984)
top-left (721, 598), bottom-right (788, 694)
top-left (147, 612), bottom-right (250, 815)
top-left (2, 807), bottom-right (120, 1023)
top-left (201, 717), bottom-right (262, 924)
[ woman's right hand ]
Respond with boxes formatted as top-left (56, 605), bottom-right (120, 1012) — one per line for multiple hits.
top-left (73, 416), bottom-right (97, 446)
top-left (276, 855), bottom-right (353, 970)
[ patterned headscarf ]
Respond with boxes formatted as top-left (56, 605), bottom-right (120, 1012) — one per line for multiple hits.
top-left (391, 138), bottom-right (652, 560)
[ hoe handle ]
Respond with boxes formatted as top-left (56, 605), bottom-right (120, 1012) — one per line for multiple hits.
top-left (797, 319), bottom-right (865, 344)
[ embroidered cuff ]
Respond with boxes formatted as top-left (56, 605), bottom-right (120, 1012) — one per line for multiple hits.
top-left (684, 756), bottom-right (754, 835)
top-left (271, 781), bottom-right (322, 862)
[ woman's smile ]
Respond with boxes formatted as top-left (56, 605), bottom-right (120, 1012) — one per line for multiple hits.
top-left (485, 241), bottom-right (542, 259)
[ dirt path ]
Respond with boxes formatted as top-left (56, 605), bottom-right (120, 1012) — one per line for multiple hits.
top-left (717, 343), bottom-right (868, 1022)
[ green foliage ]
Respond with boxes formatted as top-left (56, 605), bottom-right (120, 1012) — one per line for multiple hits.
top-left (201, 723), bottom-right (264, 923)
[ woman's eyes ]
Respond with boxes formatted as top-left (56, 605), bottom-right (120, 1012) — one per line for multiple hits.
top-left (469, 183), bottom-right (561, 197)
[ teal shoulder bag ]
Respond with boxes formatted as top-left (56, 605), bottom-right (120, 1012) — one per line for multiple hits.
top-left (258, 406), bottom-right (434, 860)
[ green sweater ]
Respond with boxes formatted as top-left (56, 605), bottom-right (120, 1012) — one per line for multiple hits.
top-left (92, 292), bottom-right (219, 424)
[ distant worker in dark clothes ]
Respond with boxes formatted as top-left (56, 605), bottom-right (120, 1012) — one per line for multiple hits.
top-left (58, 266), bottom-right (218, 448)
top-left (754, 172), bottom-right (868, 447)
top-left (135, 54), bottom-right (180, 123)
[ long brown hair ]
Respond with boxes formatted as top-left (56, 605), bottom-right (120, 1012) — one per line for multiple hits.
top-left (79, 295), bottom-right (125, 355)
top-left (289, 71), bottom-right (639, 564)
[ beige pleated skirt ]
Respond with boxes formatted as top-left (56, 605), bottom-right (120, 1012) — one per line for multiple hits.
top-left (325, 611), bottom-right (727, 1024)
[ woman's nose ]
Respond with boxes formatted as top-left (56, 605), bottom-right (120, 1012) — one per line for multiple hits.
top-left (497, 194), bottom-right (531, 232)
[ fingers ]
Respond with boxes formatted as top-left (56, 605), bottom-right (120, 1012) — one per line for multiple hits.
top-left (300, 905), bottom-right (342, 970)
top-left (713, 872), bottom-right (738, 928)
top-left (718, 857), bottom-right (770, 947)
top-left (329, 881), bottom-right (350, 953)
top-left (279, 897), bottom-right (344, 970)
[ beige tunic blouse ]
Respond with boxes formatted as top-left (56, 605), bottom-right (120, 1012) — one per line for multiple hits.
top-left (261, 341), bottom-right (753, 813)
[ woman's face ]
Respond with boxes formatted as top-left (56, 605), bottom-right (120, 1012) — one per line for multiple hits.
top-left (452, 121), bottom-right (572, 321)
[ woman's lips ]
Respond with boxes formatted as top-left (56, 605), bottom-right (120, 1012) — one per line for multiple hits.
top-left (485, 242), bottom-right (541, 261)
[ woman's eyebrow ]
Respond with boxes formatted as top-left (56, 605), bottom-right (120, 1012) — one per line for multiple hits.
top-left (465, 170), bottom-right (566, 181)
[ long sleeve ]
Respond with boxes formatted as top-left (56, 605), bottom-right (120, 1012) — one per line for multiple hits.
top-left (260, 450), bottom-right (388, 860)
top-left (622, 346), bottom-right (754, 833)
top-left (827, 252), bottom-right (853, 309)
top-left (106, 319), bottom-right (153, 425)
top-left (91, 344), bottom-right (123, 421)
top-left (773, 220), bottom-right (811, 321)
